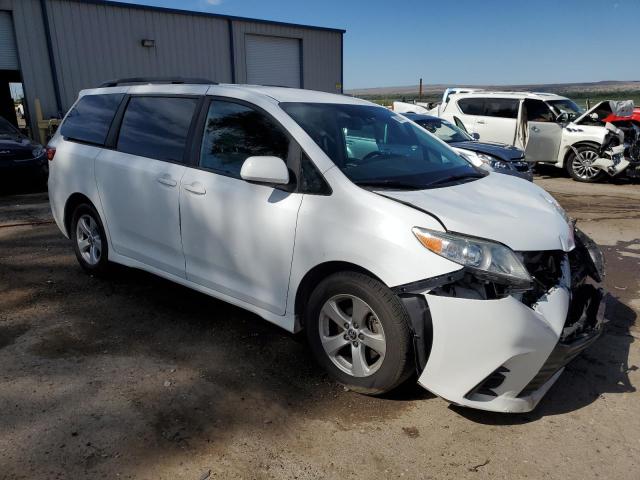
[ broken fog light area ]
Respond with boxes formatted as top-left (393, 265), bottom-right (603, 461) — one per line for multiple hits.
top-left (465, 366), bottom-right (510, 398)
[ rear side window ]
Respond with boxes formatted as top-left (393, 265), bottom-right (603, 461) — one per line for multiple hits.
top-left (484, 98), bottom-right (519, 119)
top-left (457, 98), bottom-right (484, 116)
top-left (61, 94), bottom-right (123, 145)
top-left (199, 100), bottom-right (289, 178)
top-left (117, 96), bottom-right (198, 163)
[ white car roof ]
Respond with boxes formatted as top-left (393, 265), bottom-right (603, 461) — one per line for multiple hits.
top-left (448, 90), bottom-right (569, 102)
top-left (78, 83), bottom-right (373, 106)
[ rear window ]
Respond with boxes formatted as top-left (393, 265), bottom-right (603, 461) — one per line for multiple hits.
top-left (61, 94), bottom-right (124, 145)
top-left (457, 98), bottom-right (484, 115)
top-left (117, 96), bottom-right (198, 163)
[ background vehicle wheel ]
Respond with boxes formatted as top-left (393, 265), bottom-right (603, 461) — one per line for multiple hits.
top-left (566, 145), bottom-right (606, 183)
top-left (305, 271), bottom-right (414, 395)
top-left (70, 203), bottom-right (110, 275)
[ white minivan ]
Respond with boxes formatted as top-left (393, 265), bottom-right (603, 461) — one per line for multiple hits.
top-left (48, 80), bottom-right (606, 413)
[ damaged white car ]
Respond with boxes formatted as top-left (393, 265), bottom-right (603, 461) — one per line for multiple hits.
top-left (49, 83), bottom-right (606, 414)
top-left (399, 90), bottom-right (640, 182)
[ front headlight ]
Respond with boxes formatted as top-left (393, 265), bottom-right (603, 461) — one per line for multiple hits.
top-left (412, 227), bottom-right (532, 288)
top-left (32, 147), bottom-right (46, 158)
top-left (459, 150), bottom-right (510, 171)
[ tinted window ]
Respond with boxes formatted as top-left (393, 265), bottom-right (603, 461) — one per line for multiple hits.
top-left (525, 99), bottom-right (554, 122)
top-left (457, 98), bottom-right (484, 115)
top-left (61, 94), bottom-right (123, 145)
top-left (199, 100), bottom-right (289, 178)
top-left (117, 96), bottom-right (198, 162)
top-left (300, 153), bottom-right (330, 194)
top-left (484, 98), bottom-right (519, 119)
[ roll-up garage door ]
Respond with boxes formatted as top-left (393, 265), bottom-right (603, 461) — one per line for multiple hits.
top-left (0, 11), bottom-right (19, 70)
top-left (245, 34), bottom-right (301, 88)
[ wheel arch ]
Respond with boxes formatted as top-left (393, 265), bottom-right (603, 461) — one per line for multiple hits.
top-left (293, 261), bottom-right (384, 329)
top-left (63, 192), bottom-right (96, 236)
top-left (562, 140), bottom-right (601, 169)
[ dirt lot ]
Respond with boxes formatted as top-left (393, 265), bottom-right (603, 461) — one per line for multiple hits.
top-left (0, 173), bottom-right (638, 479)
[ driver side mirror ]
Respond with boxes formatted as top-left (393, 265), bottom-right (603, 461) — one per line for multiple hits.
top-left (556, 112), bottom-right (569, 123)
top-left (471, 132), bottom-right (480, 140)
top-left (240, 156), bottom-right (290, 186)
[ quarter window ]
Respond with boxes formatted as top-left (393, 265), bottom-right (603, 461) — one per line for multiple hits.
top-left (61, 94), bottom-right (124, 145)
top-left (117, 96), bottom-right (198, 163)
top-left (457, 98), bottom-right (484, 116)
top-left (483, 98), bottom-right (519, 119)
top-left (199, 100), bottom-right (290, 178)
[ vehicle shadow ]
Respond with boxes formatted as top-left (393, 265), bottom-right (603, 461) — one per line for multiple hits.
top-left (0, 173), bottom-right (47, 197)
top-left (451, 294), bottom-right (637, 425)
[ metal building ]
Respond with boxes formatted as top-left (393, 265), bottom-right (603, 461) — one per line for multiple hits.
top-left (0, 0), bottom-right (344, 139)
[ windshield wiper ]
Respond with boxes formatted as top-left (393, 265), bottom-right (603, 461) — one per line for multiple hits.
top-left (354, 179), bottom-right (421, 190)
top-left (426, 173), bottom-right (485, 187)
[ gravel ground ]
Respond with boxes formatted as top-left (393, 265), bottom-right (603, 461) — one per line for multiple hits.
top-left (0, 172), bottom-right (638, 479)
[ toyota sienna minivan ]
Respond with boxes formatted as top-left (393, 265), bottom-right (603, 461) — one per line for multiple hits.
top-left (48, 79), bottom-right (606, 413)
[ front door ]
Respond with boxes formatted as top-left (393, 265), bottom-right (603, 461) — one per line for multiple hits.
top-left (180, 99), bottom-right (302, 315)
top-left (523, 99), bottom-right (563, 162)
top-left (95, 95), bottom-right (199, 277)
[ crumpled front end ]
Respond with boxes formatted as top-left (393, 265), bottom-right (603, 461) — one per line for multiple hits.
top-left (414, 228), bottom-right (607, 413)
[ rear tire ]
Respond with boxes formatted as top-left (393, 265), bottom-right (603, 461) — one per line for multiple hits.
top-left (70, 203), bottom-right (110, 276)
top-left (305, 271), bottom-right (414, 395)
top-left (566, 145), bottom-right (606, 183)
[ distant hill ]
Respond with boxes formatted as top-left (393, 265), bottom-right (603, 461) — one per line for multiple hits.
top-left (346, 80), bottom-right (640, 97)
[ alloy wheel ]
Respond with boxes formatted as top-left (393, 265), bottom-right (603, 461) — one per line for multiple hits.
top-left (76, 214), bottom-right (102, 266)
top-left (318, 294), bottom-right (387, 377)
top-left (572, 149), bottom-right (601, 180)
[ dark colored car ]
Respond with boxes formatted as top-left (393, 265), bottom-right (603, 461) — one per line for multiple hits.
top-left (0, 116), bottom-right (48, 183)
top-left (402, 113), bottom-right (533, 181)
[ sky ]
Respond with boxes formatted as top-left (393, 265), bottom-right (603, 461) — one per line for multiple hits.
top-left (125, 0), bottom-right (639, 89)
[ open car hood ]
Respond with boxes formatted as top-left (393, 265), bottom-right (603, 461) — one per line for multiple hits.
top-left (376, 173), bottom-right (574, 252)
top-left (574, 100), bottom-right (635, 124)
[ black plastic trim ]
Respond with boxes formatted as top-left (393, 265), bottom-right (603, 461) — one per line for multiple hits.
top-left (399, 294), bottom-right (433, 372)
top-left (392, 270), bottom-right (465, 295)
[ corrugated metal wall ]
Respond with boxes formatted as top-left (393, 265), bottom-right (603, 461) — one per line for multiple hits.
top-left (1, 0), bottom-right (58, 136)
top-left (45, 0), bottom-right (234, 109)
top-left (1, 0), bottom-right (343, 136)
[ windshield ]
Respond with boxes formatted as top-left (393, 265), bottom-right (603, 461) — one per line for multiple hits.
top-left (281, 103), bottom-right (484, 189)
top-left (548, 99), bottom-right (583, 120)
top-left (415, 118), bottom-right (472, 143)
top-left (0, 117), bottom-right (20, 136)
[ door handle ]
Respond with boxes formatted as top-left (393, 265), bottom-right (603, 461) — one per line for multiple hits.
top-left (157, 175), bottom-right (177, 187)
top-left (532, 126), bottom-right (540, 133)
top-left (183, 182), bottom-right (206, 195)
top-left (476, 120), bottom-right (485, 125)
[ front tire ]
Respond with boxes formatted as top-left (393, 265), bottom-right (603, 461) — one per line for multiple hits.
top-left (566, 145), bottom-right (606, 183)
top-left (305, 271), bottom-right (414, 395)
top-left (70, 203), bottom-right (110, 276)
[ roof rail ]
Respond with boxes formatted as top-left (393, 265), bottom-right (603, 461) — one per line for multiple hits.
top-left (99, 77), bottom-right (217, 87)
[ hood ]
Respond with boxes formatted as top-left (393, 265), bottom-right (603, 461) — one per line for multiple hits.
top-left (574, 100), bottom-right (635, 124)
top-left (0, 134), bottom-right (34, 151)
top-left (376, 173), bottom-right (574, 252)
top-left (448, 140), bottom-right (524, 161)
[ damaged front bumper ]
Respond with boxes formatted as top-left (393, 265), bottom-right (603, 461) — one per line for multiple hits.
top-left (400, 230), bottom-right (607, 413)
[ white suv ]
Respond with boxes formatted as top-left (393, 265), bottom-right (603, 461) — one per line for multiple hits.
top-left (48, 79), bottom-right (606, 413)
top-left (438, 90), bottom-right (636, 182)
